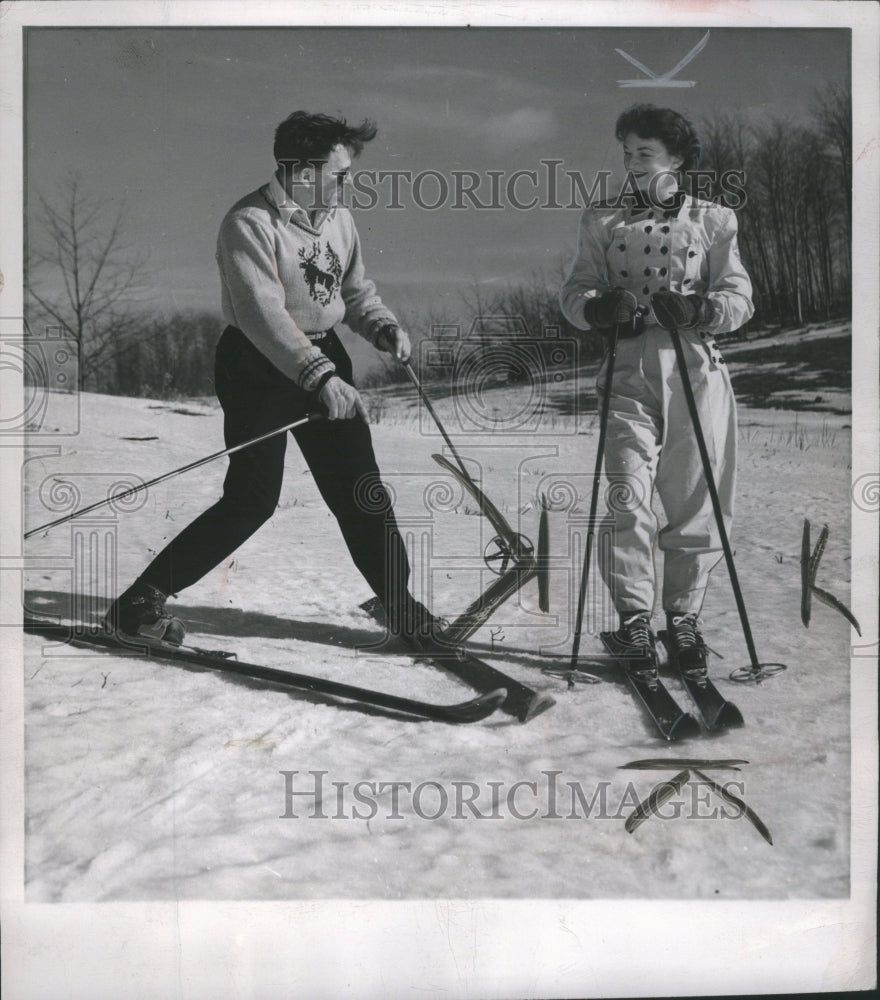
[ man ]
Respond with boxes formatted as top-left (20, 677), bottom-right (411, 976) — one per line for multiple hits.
top-left (106, 111), bottom-right (434, 646)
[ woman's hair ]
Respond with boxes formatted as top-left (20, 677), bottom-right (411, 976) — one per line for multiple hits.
top-left (615, 104), bottom-right (702, 173)
top-left (273, 111), bottom-right (378, 168)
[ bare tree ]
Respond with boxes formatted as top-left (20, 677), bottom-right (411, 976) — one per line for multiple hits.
top-left (811, 81), bottom-right (852, 295)
top-left (699, 103), bottom-right (851, 328)
top-left (26, 176), bottom-right (153, 391)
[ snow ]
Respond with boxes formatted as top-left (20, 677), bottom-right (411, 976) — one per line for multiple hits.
top-left (21, 344), bottom-right (857, 904)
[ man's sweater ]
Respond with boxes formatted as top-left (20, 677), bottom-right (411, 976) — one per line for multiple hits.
top-left (216, 176), bottom-right (397, 390)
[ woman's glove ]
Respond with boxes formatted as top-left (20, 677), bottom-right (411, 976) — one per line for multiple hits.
top-left (582, 288), bottom-right (639, 329)
top-left (650, 290), bottom-right (713, 330)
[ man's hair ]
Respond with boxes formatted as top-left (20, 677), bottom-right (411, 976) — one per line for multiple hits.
top-left (273, 111), bottom-right (378, 168)
top-left (615, 104), bottom-right (702, 173)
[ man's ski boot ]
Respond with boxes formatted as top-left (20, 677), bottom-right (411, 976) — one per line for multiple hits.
top-left (104, 580), bottom-right (186, 646)
top-left (662, 612), bottom-right (708, 678)
top-left (600, 611), bottom-right (659, 684)
top-left (386, 594), bottom-right (445, 653)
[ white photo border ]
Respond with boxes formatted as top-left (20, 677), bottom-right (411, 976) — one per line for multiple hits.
top-left (1, 2), bottom-right (877, 998)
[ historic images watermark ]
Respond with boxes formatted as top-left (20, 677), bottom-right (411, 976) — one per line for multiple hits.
top-left (279, 768), bottom-right (751, 824)
top-left (277, 162), bottom-right (748, 213)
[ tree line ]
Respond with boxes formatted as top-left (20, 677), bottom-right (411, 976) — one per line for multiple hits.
top-left (697, 83), bottom-right (851, 326)
top-left (25, 84), bottom-right (851, 398)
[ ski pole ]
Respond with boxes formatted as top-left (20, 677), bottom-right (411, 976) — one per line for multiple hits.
top-left (403, 357), bottom-right (549, 615)
top-left (666, 323), bottom-right (786, 684)
top-left (402, 360), bottom-right (471, 482)
top-left (569, 326), bottom-right (620, 672)
top-left (24, 412), bottom-right (323, 539)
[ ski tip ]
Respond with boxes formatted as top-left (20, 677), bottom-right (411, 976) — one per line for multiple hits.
top-left (667, 713), bottom-right (702, 742)
top-left (519, 692), bottom-right (556, 723)
top-left (713, 702), bottom-right (745, 730)
top-left (451, 687), bottom-right (508, 723)
top-left (478, 686), bottom-right (509, 710)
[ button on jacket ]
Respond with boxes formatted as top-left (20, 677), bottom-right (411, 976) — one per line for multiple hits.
top-left (560, 195), bottom-right (754, 345)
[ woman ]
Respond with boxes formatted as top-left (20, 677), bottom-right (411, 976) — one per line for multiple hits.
top-left (560, 103), bottom-right (754, 674)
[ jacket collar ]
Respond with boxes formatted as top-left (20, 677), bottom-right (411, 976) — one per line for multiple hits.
top-left (266, 173), bottom-right (305, 226)
top-left (628, 188), bottom-right (686, 220)
top-left (265, 173), bottom-right (337, 231)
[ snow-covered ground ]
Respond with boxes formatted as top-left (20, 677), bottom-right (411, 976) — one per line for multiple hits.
top-left (20, 333), bottom-right (858, 902)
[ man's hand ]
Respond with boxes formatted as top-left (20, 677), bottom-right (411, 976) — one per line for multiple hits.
top-left (376, 324), bottom-right (412, 363)
top-left (318, 375), bottom-right (369, 421)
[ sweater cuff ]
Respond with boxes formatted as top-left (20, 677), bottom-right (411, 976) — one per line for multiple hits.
top-left (296, 346), bottom-right (337, 392)
top-left (364, 314), bottom-right (399, 347)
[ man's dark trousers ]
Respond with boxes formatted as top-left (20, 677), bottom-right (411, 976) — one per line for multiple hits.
top-left (139, 326), bottom-right (410, 609)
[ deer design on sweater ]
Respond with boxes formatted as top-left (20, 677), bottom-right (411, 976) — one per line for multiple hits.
top-left (299, 242), bottom-right (343, 306)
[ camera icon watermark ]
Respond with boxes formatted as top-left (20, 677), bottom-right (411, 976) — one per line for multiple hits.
top-left (16, 467), bottom-right (151, 635)
top-left (415, 317), bottom-right (578, 437)
top-left (0, 321), bottom-right (79, 436)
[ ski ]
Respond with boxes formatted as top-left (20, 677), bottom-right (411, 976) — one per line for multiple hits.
top-left (429, 454), bottom-right (550, 632)
top-left (415, 638), bottom-right (555, 724)
top-left (658, 630), bottom-right (745, 732)
top-left (359, 598), bottom-right (555, 723)
top-left (436, 559), bottom-right (538, 647)
top-left (432, 453), bottom-right (527, 559)
top-left (624, 768), bottom-right (692, 834)
top-left (619, 758), bottom-right (749, 771)
top-left (22, 615), bottom-right (507, 725)
top-left (689, 767), bottom-right (774, 845)
top-left (599, 631), bottom-right (701, 742)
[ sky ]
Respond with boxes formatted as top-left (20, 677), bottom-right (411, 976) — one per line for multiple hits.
top-left (24, 26), bottom-right (850, 346)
